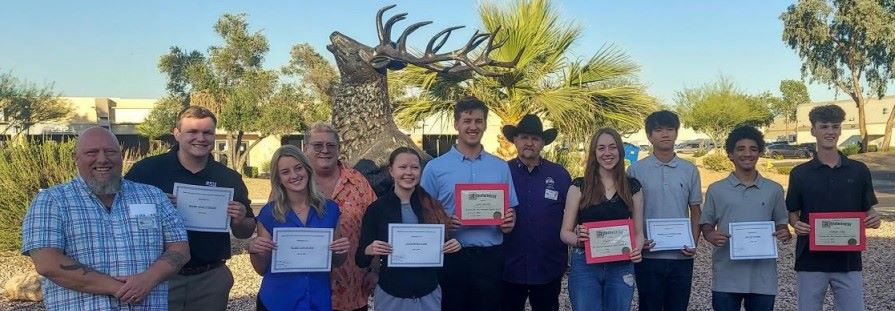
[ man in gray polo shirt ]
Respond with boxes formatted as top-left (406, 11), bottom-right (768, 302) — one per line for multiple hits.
top-left (700, 126), bottom-right (791, 311)
top-left (627, 110), bottom-right (702, 311)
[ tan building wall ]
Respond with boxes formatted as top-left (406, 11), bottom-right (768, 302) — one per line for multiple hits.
top-left (766, 95), bottom-right (895, 147)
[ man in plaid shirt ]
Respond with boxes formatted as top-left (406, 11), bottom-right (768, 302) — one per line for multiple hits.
top-left (21, 127), bottom-right (190, 310)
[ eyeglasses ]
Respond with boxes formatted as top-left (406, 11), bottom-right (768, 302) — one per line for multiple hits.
top-left (309, 142), bottom-right (338, 152)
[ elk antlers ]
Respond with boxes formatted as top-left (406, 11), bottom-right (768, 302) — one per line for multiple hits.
top-left (363, 4), bottom-right (522, 77)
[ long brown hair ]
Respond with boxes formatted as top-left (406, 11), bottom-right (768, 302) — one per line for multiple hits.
top-left (579, 128), bottom-right (634, 211)
top-left (269, 145), bottom-right (327, 223)
top-left (388, 147), bottom-right (451, 225)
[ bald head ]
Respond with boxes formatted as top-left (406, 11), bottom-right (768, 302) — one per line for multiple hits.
top-left (75, 127), bottom-right (123, 195)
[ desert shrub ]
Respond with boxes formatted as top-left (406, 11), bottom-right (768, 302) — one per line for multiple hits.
top-left (693, 149), bottom-right (708, 158)
top-left (776, 166), bottom-right (793, 175)
top-left (840, 145), bottom-right (860, 156)
top-left (702, 152), bottom-right (733, 172)
top-left (0, 139), bottom-right (77, 251)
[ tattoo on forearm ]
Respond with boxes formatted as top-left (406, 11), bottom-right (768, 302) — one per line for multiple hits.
top-left (60, 263), bottom-right (97, 276)
top-left (160, 251), bottom-right (188, 268)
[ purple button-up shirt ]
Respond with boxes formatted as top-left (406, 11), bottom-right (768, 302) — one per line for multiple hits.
top-left (503, 158), bottom-right (572, 285)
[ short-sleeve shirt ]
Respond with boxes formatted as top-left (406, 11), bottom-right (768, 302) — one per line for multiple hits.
top-left (256, 200), bottom-right (341, 311)
top-left (328, 162), bottom-right (378, 311)
top-left (700, 173), bottom-right (788, 295)
top-left (420, 146), bottom-right (520, 247)
top-left (21, 177), bottom-right (187, 311)
top-left (573, 177), bottom-right (642, 224)
top-left (785, 154), bottom-right (877, 272)
top-left (124, 146), bottom-right (253, 269)
top-left (503, 158), bottom-right (572, 285)
top-left (627, 154), bottom-right (702, 260)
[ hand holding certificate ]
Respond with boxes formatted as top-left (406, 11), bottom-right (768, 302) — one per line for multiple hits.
top-left (271, 228), bottom-right (333, 273)
top-left (388, 224), bottom-right (445, 267)
top-left (173, 183), bottom-right (233, 232)
top-left (582, 219), bottom-right (636, 264)
top-left (728, 221), bottom-right (777, 260)
top-left (647, 218), bottom-right (695, 251)
top-left (454, 183), bottom-right (509, 226)
top-left (809, 212), bottom-right (866, 251)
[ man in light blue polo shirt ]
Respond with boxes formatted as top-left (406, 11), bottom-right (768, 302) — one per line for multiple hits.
top-left (627, 110), bottom-right (702, 311)
top-left (421, 97), bottom-right (518, 311)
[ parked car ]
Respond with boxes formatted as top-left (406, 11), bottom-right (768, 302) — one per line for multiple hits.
top-left (764, 143), bottom-right (811, 159)
top-left (676, 139), bottom-right (714, 154)
top-left (797, 142), bottom-right (816, 157)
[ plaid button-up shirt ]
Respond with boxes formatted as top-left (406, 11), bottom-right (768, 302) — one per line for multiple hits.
top-left (21, 177), bottom-right (187, 310)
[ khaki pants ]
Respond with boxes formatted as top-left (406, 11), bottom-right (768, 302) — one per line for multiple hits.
top-left (168, 265), bottom-right (234, 311)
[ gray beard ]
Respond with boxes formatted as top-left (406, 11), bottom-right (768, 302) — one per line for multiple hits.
top-left (85, 175), bottom-right (122, 195)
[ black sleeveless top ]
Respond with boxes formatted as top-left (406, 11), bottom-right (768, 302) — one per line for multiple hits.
top-left (573, 177), bottom-right (641, 224)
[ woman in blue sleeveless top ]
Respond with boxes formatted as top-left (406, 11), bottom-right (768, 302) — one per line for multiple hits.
top-left (560, 128), bottom-right (645, 311)
top-left (248, 145), bottom-right (350, 310)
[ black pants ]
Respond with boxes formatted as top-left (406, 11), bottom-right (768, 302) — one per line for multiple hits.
top-left (441, 245), bottom-right (504, 311)
top-left (501, 276), bottom-right (563, 311)
top-left (634, 258), bottom-right (695, 311)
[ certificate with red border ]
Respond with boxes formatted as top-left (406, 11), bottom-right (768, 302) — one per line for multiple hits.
top-left (809, 212), bottom-right (866, 251)
top-left (454, 183), bottom-right (509, 226)
top-left (583, 219), bottom-right (636, 264)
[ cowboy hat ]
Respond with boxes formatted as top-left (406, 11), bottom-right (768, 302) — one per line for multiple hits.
top-left (501, 114), bottom-right (558, 145)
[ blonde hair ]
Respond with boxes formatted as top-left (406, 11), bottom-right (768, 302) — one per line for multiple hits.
top-left (269, 145), bottom-right (327, 222)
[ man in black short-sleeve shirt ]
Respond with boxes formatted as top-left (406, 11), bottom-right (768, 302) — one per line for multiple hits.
top-left (126, 106), bottom-right (256, 311)
top-left (785, 104), bottom-right (881, 310)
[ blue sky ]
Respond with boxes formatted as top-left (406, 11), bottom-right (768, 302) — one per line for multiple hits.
top-left (1, 1), bottom-right (886, 104)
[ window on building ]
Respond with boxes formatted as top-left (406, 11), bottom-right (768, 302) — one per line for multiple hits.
top-left (422, 134), bottom-right (458, 157)
top-left (884, 108), bottom-right (889, 115)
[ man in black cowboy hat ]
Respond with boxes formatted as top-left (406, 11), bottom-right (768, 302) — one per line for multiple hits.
top-left (501, 114), bottom-right (572, 311)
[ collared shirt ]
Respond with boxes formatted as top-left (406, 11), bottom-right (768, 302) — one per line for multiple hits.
top-left (125, 146), bottom-right (252, 269)
top-left (329, 162), bottom-right (378, 310)
top-left (21, 177), bottom-right (187, 311)
top-left (700, 173), bottom-right (788, 295)
top-left (421, 146), bottom-right (520, 247)
top-left (503, 158), bottom-right (571, 285)
top-left (627, 153), bottom-right (702, 260)
top-left (785, 153), bottom-right (877, 272)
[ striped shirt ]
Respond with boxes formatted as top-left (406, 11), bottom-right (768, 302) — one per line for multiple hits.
top-left (21, 177), bottom-right (187, 311)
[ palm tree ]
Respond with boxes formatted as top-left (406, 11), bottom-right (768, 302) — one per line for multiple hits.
top-left (391, 0), bottom-right (657, 159)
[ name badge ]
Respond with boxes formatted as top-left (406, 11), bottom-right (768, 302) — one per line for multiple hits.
top-left (545, 189), bottom-right (559, 200)
top-left (129, 204), bottom-right (157, 229)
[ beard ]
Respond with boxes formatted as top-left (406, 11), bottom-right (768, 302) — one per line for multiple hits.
top-left (85, 174), bottom-right (122, 195)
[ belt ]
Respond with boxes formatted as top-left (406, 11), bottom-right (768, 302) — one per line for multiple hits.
top-left (179, 261), bottom-right (225, 276)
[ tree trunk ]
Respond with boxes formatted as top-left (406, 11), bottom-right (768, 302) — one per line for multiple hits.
top-left (882, 104), bottom-right (895, 151)
top-left (856, 96), bottom-right (869, 153)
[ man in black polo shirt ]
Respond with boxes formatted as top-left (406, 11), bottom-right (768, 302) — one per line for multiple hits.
top-left (126, 106), bottom-right (256, 311)
top-left (786, 104), bottom-right (881, 310)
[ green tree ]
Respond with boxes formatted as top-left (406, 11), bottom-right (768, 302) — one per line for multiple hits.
top-left (282, 43), bottom-right (337, 122)
top-left (391, 0), bottom-right (656, 159)
top-left (0, 71), bottom-right (72, 136)
top-left (158, 13), bottom-right (310, 172)
top-left (137, 95), bottom-right (181, 141)
top-left (781, 0), bottom-right (895, 151)
top-left (773, 79), bottom-right (811, 140)
top-left (675, 78), bottom-right (775, 151)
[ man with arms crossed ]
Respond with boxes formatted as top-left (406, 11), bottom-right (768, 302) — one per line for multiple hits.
top-left (22, 127), bottom-right (189, 310)
top-left (700, 126), bottom-right (791, 311)
top-left (126, 106), bottom-right (255, 311)
top-left (501, 114), bottom-right (571, 311)
top-left (627, 110), bottom-right (702, 310)
top-left (786, 105), bottom-right (881, 310)
top-left (421, 97), bottom-right (518, 311)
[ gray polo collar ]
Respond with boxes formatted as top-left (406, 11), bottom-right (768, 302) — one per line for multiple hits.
top-left (725, 172), bottom-right (766, 189)
top-left (648, 153), bottom-right (680, 168)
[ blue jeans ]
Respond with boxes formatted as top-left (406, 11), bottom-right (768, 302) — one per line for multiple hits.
top-left (633, 257), bottom-right (694, 311)
top-left (567, 248), bottom-right (635, 311)
top-left (711, 291), bottom-right (775, 311)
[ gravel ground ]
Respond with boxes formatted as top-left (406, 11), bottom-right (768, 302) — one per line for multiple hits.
top-left (2, 217), bottom-right (893, 310)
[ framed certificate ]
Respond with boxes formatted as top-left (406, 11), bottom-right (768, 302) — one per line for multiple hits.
top-left (271, 227), bottom-right (333, 273)
top-left (729, 221), bottom-right (777, 260)
top-left (454, 183), bottom-right (509, 226)
top-left (387, 224), bottom-right (445, 267)
top-left (646, 218), bottom-right (695, 251)
top-left (173, 183), bottom-right (233, 232)
top-left (582, 219), bottom-right (636, 264)
top-left (809, 212), bottom-right (866, 251)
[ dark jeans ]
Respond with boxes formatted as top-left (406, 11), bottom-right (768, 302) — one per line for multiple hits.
top-left (501, 276), bottom-right (563, 311)
top-left (634, 258), bottom-right (694, 311)
top-left (441, 245), bottom-right (504, 311)
top-left (711, 291), bottom-right (775, 311)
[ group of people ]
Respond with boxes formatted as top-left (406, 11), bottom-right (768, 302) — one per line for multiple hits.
top-left (20, 97), bottom-right (881, 311)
